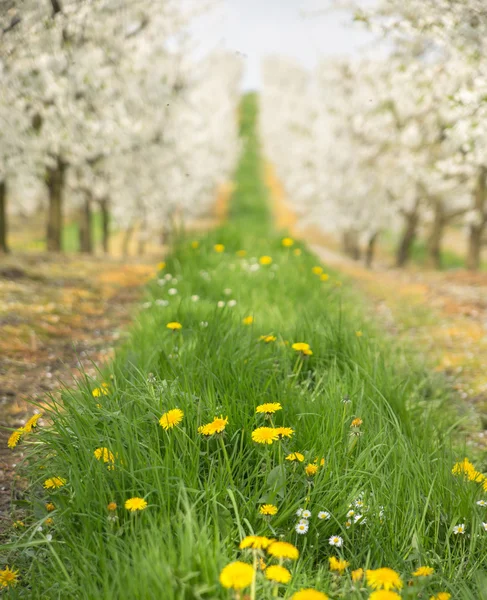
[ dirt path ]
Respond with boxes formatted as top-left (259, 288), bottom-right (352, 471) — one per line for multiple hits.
top-left (265, 162), bottom-right (487, 453)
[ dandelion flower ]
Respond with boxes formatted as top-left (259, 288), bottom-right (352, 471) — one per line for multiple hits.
top-left (369, 592), bottom-right (401, 600)
top-left (328, 535), bottom-right (343, 547)
top-left (0, 566), bottom-right (19, 588)
top-left (107, 502), bottom-right (117, 511)
top-left (318, 511), bottom-right (330, 520)
top-left (125, 497), bottom-right (147, 512)
top-left (159, 408), bottom-right (184, 430)
top-left (214, 244), bottom-right (225, 253)
top-left (92, 386), bottom-right (109, 397)
top-left (275, 426), bottom-right (294, 439)
top-left (452, 458), bottom-right (485, 482)
top-left (329, 556), bottom-right (349, 573)
top-left (312, 266), bottom-right (323, 275)
top-left (320, 273), bottom-right (329, 281)
top-left (314, 457), bottom-right (325, 466)
top-left (259, 255), bottom-right (272, 265)
top-left (252, 427), bottom-right (279, 445)
top-left (351, 418), bottom-right (363, 427)
top-left (157, 262), bottom-right (166, 270)
top-left (366, 568), bottom-right (403, 591)
top-left (355, 330), bottom-right (363, 337)
top-left (413, 566), bottom-right (434, 577)
top-left (191, 241), bottom-right (199, 249)
top-left (286, 452), bottom-right (305, 462)
top-left (166, 321), bottom-right (182, 331)
top-left (292, 342), bottom-right (313, 356)
top-left (265, 565), bottom-right (291, 584)
top-left (267, 541), bottom-right (299, 560)
top-left (453, 523), bottom-right (466, 534)
top-left (24, 413), bottom-right (42, 432)
top-left (239, 536), bottom-right (274, 550)
top-left (259, 334), bottom-right (277, 343)
top-left (295, 521), bottom-right (309, 534)
top-left (7, 428), bottom-right (24, 449)
top-left (352, 568), bottom-right (364, 582)
top-left (43, 477), bottom-right (66, 490)
top-left (430, 594), bottom-right (451, 600)
top-left (94, 447), bottom-right (115, 467)
top-left (282, 237), bottom-right (294, 247)
top-left (219, 561), bottom-right (254, 590)
top-left (259, 504), bottom-right (278, 516)
top-left (243, 316), bottom-right (254, 325)
top-left (198, 416), bottom-right (228, 436)
top-left (292, 590), bottom-right (328, 600)
top-left (13, 521), bottom-right (24, 529)
top-left (46, 502), bottom-right (55, 512)
top-left (256, 402), bottom-right (282, 415)
top-left (305, 464), bottom-right (318, 477)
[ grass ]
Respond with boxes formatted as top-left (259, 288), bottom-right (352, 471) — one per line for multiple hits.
top-left (2, 94), bottom-right (487, 599)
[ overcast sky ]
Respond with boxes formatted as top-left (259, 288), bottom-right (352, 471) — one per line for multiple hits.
top-left (198, 0), bottom-right (374, 89)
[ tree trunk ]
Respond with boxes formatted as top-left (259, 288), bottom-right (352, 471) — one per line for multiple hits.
top-left (396, 208), bottom-right (420, 267)
top-left (426, 202), bottom-right (445, 269)
top-left (100, 197), bottom-right (110, 254)
top-left (342, 230), bottom-right (361, 260)
top-left (364, 232), bottom-right (378, 269)
top-left (466, 166), bottom-right (487, 271)
top-left (78, 193), bottom-right (93, 253)
top-left (0, 180), bottom-right (9, 254)
top-left (46, 157), bottom-right (66, 252)
top-left (122, 225), bottom-right (134, 257)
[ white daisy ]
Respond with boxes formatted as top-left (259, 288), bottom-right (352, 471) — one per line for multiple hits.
top-left (296, 508), bottom-right (304, 517)
top-left (453, 524), bottom-right (466, 534)
top-left (164, 273), bottom-right (172, 280)
top-left (168, 288), bottom-right (178, 295)
top-left (302, 509), bottom-right (311, 519)
top-left (155, 299), bottom-right (169, 307)
top-left (295, 521), bottom-right (309, 534)
top-left (217, 301), bottom-right (225, 308)
top-left (481, 522), bottom-right (487, 531)
top-left (328, 535), bottom-right (343, 547)
top-left (346, 510), bottom-right (355, 518)
top-left (353, 514), bottom-right (363, 523)
top-left (476, 500), bottom-right (487, 507)
top-left (191, 295), bottom-right (200, 302)
top-left (224, 288), bottom-right (232, 295)
top-left (227, 299), bottom-right (237, 307)
top-left (157, 279), bottom-right (166, 286)
top-left (354, 499), bottom-right (364, 509)
top-left (345, 520), bottom-right (352, 529)
top-left (46, 534), bottom-right (53, 542)
top-left (318, 511), bottom-right (330, 520)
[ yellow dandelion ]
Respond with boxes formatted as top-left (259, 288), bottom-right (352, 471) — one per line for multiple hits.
top-left (259, 504), bottom-right (278, 516)
top-left (275, 426), bottom-right (294, 439)
top-left (256, 402), bottom-right (282, 415)
top-left (159, 408), bottom-right (184, 430)
top-left (355, 330), bottom-right (363, 337)
top-left (239, 535), bottom-right (274, 550)
top-left (292, 342), bottom-right (313, 356)
top-left (293, 248), bottom-right (302, 257)
top-left (219, 561), bottom-right (254, 590)
top-left (198, 416), bottom-right (228, 436)
top-left (252, 427), bottom-right (279, 445)
top-left (352, 568), bottom-right (364, 582)
top-left (125, 497), bottom-right (148, 512)
top-left (351, 418), bottom-right (363, 427)
top-left (7, 428), bottom-right (24, 450)
top-left (107, 502), bottom-right (117, 511)
top-left (292, 590), bottom-right (328, 600)
top-left (312, 266), bottom-right (323, 275)
top-left (305, 463), bottom-right (318, 477)
top-left (43, 477), bottom-right (66, 490)
top-left (92, 386), bottom-right (108, 398)
top-left (268, 541), bottom-right (299, 560)
top-left (413, 566), bottom-right (434, 577)
top-left (46, 502), bottom-right (55, 512)
top-left (243, 316), bottom-right (254, 325)
top-left (237, 249), bottom-right (247, 257)
top-left (320, 273), bottom-right (329, 281)
top-left (329, 556), bottom-right (349, 574)
top-left (366, 568), bottom-right (403, 591)
top-left (166, 321), bottom-right (182, 331)
top-left (0, 566), bottom-right (19, 589)
top-left (191, 241), bottom-right (199, 249)
top-left (259, 255), bottom-right (272, 265)
top-left (282, 237), bottom-right (294, 247)
top-left (258, 557), bottom-right (266, 570)
top-left (259, 334), bottom-right (277, 343)
top-left (94, 447), bottom-right (115, 467)
top-left (430, 594), bottom-right (451, 600)
top-left (13, 521), bottom-right (24, 529)
top-left (157, 262), bottom-right (166, 270)
top-left (314, 457), bottom-right (325, 466)
top-left (45, 517), bottom-right (54, 526)
top-left (369, 592), bottom-right (402, 600)
top-left (214, 244), bottom-right (225, 253)
top-left (286, 452), bottom-right (305, 462)
top-left (24, 413), bottom-right (42, 432)
top-left (265, 565), bottom-right (291, 584)
top-left (452, 458), bottom-right (485, 483)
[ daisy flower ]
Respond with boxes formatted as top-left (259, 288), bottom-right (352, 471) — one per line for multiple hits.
top-left (481, 522), bottom-right (487, 531)
top-left (302, 509), bottom-right (311, 519)
top-left (168, 288), bottom-right (178, 295)
top-left (219, 561), bottom-right (253, 590)
top-left (453, 523), bottom-right (466, 534)
top-left (295, 521), bottom-right (309, 534)
top-left (217, 301), bottom-right (226, 308)
top-left (296, 508), bottom-right (304, 517)
top-left (476, 500), bottom-right (487, 507)
top-left (318, 511), bottom-right (330, 520)
top-left (328, 535), bottom-right (343, 547)
top-left (159, 408), bottom-right (184, 430)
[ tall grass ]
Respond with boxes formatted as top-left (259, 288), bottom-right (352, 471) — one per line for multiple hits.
top-left (3, 94), bottom-right (487, 599)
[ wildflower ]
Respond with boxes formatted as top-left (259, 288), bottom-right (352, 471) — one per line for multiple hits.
top-left (482, 522), bottom-right (487, 531)
top-left (168, 288), bottom-right (178, 295)
top-left (252, 427), bottom-right (279, 445)
top-left (258, 558), bottom-right (267, 570)
top-left (157, 262), bottom-right (166, 270)
top-left (191, 295), bottom-right (200, 302)
top-left (320, 273), bottom-right (329, 281)
top-left (191, 241), bottom-right (199, 249)
top-left (214, 244), bottom-right (225, 253)
top-left (259, 255), bottom-right (273, 265)
top-left (46, 502), bottom-right (55, 512)
top-left (430, 594), bottom-right (451, 600)
top-left (259, 334), bottom-right (277, 343)
top-left (43, 477), bottom-right (66, 490)
top-left (329, 556), bottom-right (349, 574)
top-left (476, 500), bottom-right (487, 507)
top-left (107, 502), bottom-right (117, 511)
top-left (13, 521), bottom-right (24, 528)
top-left (94, 447), bottom-right (115, 468)
top-left (265, 565), bottom-right (291, 584)
top-left (318, 511), bottom-right (330, 520)
top-left (267, 541), bottom-right (299, 560)
top-left (352, 568), bottom-right (364, 582)
top-left (314, 457), bottom-right (325, 466)
top-left (198, 416), bottom-right (228, 436)
top-left (345, 520), bottom-right (352, 529)
top-left (236, 250), bottom-right (247, 257)
top-left (0, 566), bottom-right (19, 588)
top-left (292, 590), bottom-right (328, 600)
top-left (312, 266), bottom-right (323, 275)
top-left (217, 301), bottom-right (226, 308)
top-left (228, 299), bottom-right (237, 307)
top-left (328, 535), bottom-right (343, 547)
top-left (92, 385), bottom-right (109, 398)
top-left (219, 561), bottom-right (254, 590)
top-left (366, 568), bottom-right (403, 591)
top-left (351, 418), bottom-right (363, 427)
top-left (293, 248), bottom-right (302, 256)
top-left (305, 464), bottom-right (318, 477)
top-left (45, 517), bottom-right (54, 526)
top-left (275, 427), bottom-right (294, 439)
top-left (453, 523), bottom-right (466, 534)
top-left (282, 237), bottom-right (294, 247)
top-left (413, 566), bottom-right (434, 577)
top-left (347, 510), bottom-right (355, 518)
top-left (259, 504), bottom-right (278, 516)
top-left (302, 509), bottom-right (311, 519)
top-left (452, 458), bottom-right (485, 482)
top-left (7, 428), bottom-right (24, 449)
top-left (159, 408), bottom-right (184, 430)
top-left (166, 321), bottom-right (182, 331)
top-left (243, 316), bottom-right (254, 325)
top-left (292, 342), bottom-right (313, 356)
top-left (256, 402), bottom-right (282, 415)
top-left (24, 413), bottom-right (42, 432)
top-left (355, 331), bottom-right (363, 337)
top-left (125, 497), bottom-right (148, 512)
top-left (295, 521), bottom-right (309, 534)
top-left (369, 593), bottom-right (401, 600)
top-left (239, 536), bottom-right (274, 550)
top-left (286, 452), bottom-right (305, 462)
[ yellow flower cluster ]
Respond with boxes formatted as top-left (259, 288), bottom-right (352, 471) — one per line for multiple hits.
top-left (198, 416), bottom-right (228, 436)
top-left (259, 334), bottom-right (277, 343)
top-left (452, 457), bottom-right (486, 486)
top-left (94, 447), bottom-right (115, 470)
top-left (92, 382), bottom-right (110, 397)
top-left (7, 412), bottom-right (43, 450)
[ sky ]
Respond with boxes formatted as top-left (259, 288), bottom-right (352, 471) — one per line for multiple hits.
top-left (198, 0), bottom-right (374, 89)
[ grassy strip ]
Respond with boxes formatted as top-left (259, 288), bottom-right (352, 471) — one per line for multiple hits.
top-left (3, 94), bottom-right (487, 599)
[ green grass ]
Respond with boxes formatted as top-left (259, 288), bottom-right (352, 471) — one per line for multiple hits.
top-left (3, 94), bottom-right (487, 599)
